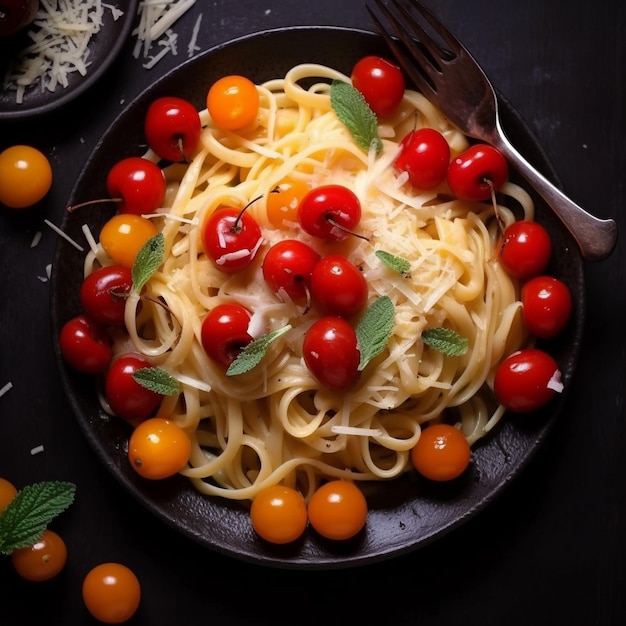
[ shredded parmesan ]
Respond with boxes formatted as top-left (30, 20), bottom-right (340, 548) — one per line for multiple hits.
top-left (31, 231), bottom-right (43, 247)
top-left (30, 445), bottom-right (45, 455)
top-left (0, 382), bottom-right (13, 398)
top-left (331, 426), bottom-right (383, 437)
top-left (132, 0), bottom-right (197, 68)
top-left (3, 0), bottom-right (125, 104)
top-left (45, 218), bottom-right (84, 251)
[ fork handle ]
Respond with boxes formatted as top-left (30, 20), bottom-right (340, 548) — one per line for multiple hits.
top-left (492, 127), bottom-right (617, 261)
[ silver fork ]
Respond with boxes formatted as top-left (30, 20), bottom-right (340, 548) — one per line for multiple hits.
top-left (367, 0), bottom-right (617, 261)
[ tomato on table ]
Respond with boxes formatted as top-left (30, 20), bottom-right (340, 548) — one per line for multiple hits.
top-left (0, 477), bottom-right (18, 512)
top-left (11, 529), bottom-right (68, 581)
top-left (82, 562), bottom-right (141, 624)
top-left (0, 145), bottom-right (52, 209)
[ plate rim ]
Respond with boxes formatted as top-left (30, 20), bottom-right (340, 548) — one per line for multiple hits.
top-left (50, 25), bottom-right (585, 569)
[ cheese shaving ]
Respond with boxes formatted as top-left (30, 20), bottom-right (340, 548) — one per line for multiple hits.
top-left (3, 0), bottom-right (124, 104)
top-left (0, 382), bottom-right (13, 398)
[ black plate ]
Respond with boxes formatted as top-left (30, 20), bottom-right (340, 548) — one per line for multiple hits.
top-left (0, 0), bottom-right (137, 120)
top-left (50, 26), bottom-right (584, 569)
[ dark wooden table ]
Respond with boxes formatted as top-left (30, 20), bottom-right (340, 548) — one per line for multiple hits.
top-left (1, 1), bottom-right (624, 624)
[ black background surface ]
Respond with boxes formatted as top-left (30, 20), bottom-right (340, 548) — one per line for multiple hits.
top-left (1, 1), bottom-right (625, 624)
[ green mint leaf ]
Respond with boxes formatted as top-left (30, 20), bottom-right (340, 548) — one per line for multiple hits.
top-left (375, 250), bottom-right (411, 276)
top-left (132, 232), bottom-right (164, 293)
top-left (226, 326), bottom-right (292, 376)
top-left (133, 367), bottom-right (180, 395)
top-left (422, 327), bottom-right (469, 356)
top-left (0, 481), bottom-right (76, 555)
top-left (356, 296), bottom-right (395, 371)
top-left (330, 80), bottom-right (383, 155)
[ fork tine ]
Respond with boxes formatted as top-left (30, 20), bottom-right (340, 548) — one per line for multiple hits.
top-left (405, 0), bottom-right (465, 58)
top-left (366, 1), bottom-right (436, 99)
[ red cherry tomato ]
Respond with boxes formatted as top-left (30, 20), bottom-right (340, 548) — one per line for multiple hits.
top-left (310, 254), bottom-right (368, 317)
top-left (394, 128), bottom-right (450, 190)
top-left (498, 220), bottom-right (552, 280)
top-left (411, 423), bottom-right (471, 481)
top-left (202, 206), bottom-right (263, 273)
top-left (80, 265), bottom-right (133, 327)
top-left (307, 480), bottom-right (368, 540)
top-left (104, 354), bottom-right (162, 424)
top-left (262, 239), bottom-right (320, 301)
top-left (250, 484), bottom-right (308, 544)
top-left (206, 75), bottom-right (260, 130)
top-left (105, 157), bottom-right (166, 215)
top-left (521, 275), bottom-right (572, 338)
top-left (59, 314), bottom-right (112, 373)
top-left (144, 96), bottom-right (201, 163)
top-left (493, 348), bottom-right (561, 413)
top-left (351, 55), bottom-right (405, 117)
top-left (82, 562), bottom-right (141, 624)
top-left (200, 303), bottom-right (254, 367)
top-left (302, 316), bottom-right (360, 390)
top-left (297, 185), bottom-right (361, 241)
top-left (447, 144), bottom-right (508, 201)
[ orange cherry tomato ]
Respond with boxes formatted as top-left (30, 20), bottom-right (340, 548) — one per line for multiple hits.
top-left (206, 75), bottom-right (260, 130)
top-left (266, 178), bottom-right (309, 229)
top-left (307, 480), bottom-right (368, 541)
top-left (0, 477), bottom-right (17, 512)
top-left (411, 423), bottom-right (471, 481)
top-left (0, 145), bottom-right (52, 209)
top-left (82, 562), bottom-right (141, 624)
top-left (11, 529), bottom-right (67, 581)
top-left (99, 214), bottom-right (159, 268)
top-left (250, 485), bottom-right (308, 544)
top-left (128, 417), bottom-right (191, 480)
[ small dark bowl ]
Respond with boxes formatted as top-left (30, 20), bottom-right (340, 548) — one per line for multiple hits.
top-left (50, 26), bottom-right (584, 570)
top-left (0, 0), bottom-right (137, 121)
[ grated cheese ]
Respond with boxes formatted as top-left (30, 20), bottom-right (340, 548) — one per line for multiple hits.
top-left (3, 0), bottom-right (125, 104)
top-left (132, 0), bottom-right (197, 68)
top-left (45, 218), bottom-right (84, 251)
top-left (30, 445), bottom-right (45, 455)
top-left (0, 382), bottom-right (13, 398)
top-left (31, 231), bottom-right (43, 247)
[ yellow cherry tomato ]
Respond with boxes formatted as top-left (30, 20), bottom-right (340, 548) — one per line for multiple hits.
top-left (307, 480), bottom-right (368, 541)
top-left (11, 529), bottom-right (67, 581)
top-left (99, 214), bottom-right (158, 268)
top-left (250, 485), bottom-right (308, 544)
top-left (0, 477), bottom-right (17, 512)
top-left (411, 423), bottom-right (471, 481)
top-left (206, 75), bottom-right (260, 130)
top-left (82, 562), bottom-right (141, 624)
top-left (266, 178), bottom-right (309, 229)
top-left (128, 417), bottom-right (191, 480)
top-left (0, 145), bottom-right (52, 209)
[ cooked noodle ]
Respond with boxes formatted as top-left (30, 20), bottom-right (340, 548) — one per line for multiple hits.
top-left (85, 63), bottom-right (533, 501)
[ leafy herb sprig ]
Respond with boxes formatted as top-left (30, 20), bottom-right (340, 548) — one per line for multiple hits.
top-left (0, 481), bottom-right (76, 555)
top-left (375, 250), bottom-right (411, 276)
top-left (422, 327), bottom-right (469, 356)
top-left (330, 80), bottom-right (383, 155)
top-left (132, 367), bottom-right (180, 395)
top-left (132, 232), bottom-right (165, 292)
top-left (227, 326), bottom-right (292, 376)
top-left (356, 295), bottom-right (395, 371)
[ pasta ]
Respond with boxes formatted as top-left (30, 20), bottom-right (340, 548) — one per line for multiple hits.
top-left (86, 63), bottom-right (535, 503)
